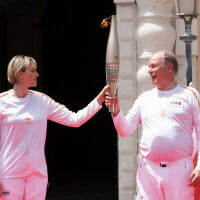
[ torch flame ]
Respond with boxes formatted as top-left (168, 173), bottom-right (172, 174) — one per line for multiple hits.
top-left (100, 16), bottom-right (111, 29)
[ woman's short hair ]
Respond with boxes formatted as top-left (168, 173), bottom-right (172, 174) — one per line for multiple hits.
top-left (7, 55), bottom-right (37, 84)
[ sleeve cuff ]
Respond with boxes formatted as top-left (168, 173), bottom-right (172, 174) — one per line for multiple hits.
top-left (94, 98), bottom-right (102, 109)
top-left (112, 109), bottom-right (121, 118)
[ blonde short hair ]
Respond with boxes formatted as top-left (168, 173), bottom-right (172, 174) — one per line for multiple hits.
top-left (7, 55), bottom-right (37, 84)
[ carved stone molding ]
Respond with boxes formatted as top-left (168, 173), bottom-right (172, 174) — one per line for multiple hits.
top-left (135, 0), bottom-right (176, 93)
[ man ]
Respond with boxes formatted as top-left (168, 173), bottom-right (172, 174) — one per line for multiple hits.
top-left (105, 50), bottom-right (200, 200)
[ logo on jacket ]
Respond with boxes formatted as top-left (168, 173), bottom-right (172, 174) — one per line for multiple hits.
top-left (23, 112), bottom-right (32, 123)
top-left (170, 101), bottom-right (181, 105)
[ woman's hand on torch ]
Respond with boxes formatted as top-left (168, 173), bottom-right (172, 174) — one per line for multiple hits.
top-left (105, 89), bottom-right (120, 116)
top-left (96, 85), bottom-right (110, 105)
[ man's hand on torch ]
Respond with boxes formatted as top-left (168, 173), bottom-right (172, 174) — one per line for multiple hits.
top-left (105, 87), bottom-right (120, 116)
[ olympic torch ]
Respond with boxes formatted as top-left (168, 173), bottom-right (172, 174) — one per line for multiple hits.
top-left (104, 15), bottom-right (119, 112)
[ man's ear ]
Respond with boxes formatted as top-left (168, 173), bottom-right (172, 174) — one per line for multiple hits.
top-left (168, 63), bottom-right (173, 73)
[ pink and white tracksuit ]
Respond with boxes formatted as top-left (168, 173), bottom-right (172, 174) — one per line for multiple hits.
top-left (113, 84), bottom-right (200, 200)
top-left (0, 89), bottom-right (102, 200)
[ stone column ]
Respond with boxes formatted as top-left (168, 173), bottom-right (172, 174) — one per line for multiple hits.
top-left (135, 0), bottom-right (176, 94)
top-left (114, 0), bottom-right (138, 200)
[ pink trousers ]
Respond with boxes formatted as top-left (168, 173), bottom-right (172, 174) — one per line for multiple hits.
top-left (136, 157), bottom-right (194, 200)
top-left (0, 175), bottom-right (48, 200)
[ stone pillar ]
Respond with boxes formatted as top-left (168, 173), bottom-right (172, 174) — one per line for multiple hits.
top-left (114, 0), bottom-right (137, 200)
top-left (135, 0), bottom-right (176, 93)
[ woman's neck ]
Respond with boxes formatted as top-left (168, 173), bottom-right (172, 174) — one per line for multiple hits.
top-left (12, 85), bottom-right (28, 98)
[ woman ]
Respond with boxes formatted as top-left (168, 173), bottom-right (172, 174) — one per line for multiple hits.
top-left (0, 55), bottom-right (108, 200)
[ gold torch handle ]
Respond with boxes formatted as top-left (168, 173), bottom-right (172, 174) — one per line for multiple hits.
top-left (109, 82), bottom-right (117, 113)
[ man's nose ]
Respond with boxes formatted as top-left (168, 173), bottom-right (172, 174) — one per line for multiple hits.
top-left (148, 68), bottom-right (152, 74)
